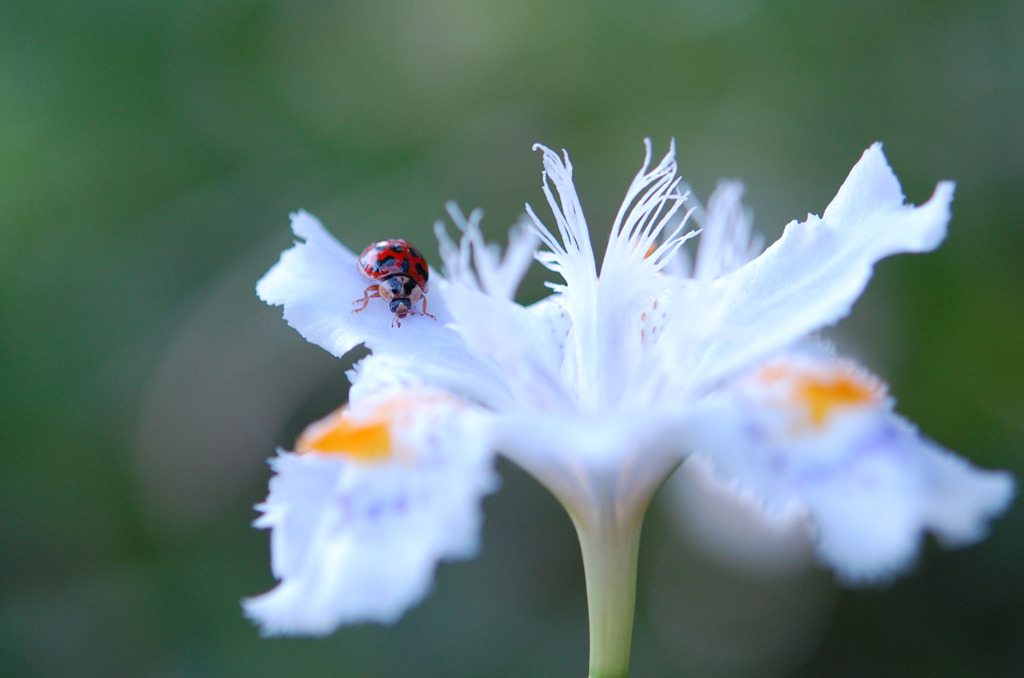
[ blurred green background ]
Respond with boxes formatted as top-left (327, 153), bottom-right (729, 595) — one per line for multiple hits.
top-left (1, 0), bottom-right (1022, 676)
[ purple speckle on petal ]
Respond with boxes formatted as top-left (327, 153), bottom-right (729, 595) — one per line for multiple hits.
top-left (768, 454), bottom-right (788, 473)
top-left (365, 501), bottom-right (385, 520)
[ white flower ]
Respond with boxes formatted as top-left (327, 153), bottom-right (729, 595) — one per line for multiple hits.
top-left (248, 140), bottom-right (1013, 658)
top-left (243, 387), bottom-right (496, 634)
top-left (677, 350), bottom-right (1012, 582)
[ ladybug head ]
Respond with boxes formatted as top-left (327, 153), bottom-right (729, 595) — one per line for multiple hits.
top-left (390, 298), bottom-right (412, 317)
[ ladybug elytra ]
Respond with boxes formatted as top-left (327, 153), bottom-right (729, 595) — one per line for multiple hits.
top-left (353, 239), bottom-right (437, 327)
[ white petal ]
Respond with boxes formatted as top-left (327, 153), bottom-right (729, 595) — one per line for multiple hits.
top-left (257, 210), bottom-right (509, 407)
top-left (665, 456), bottom-right (815, 579)
top-left (439, 280), bottom-right (575, 412)
top-left (684, 144), bottom-right (955, 388)
top-left (244, 396), bottom-right (498, 634)
top-left (347, 341), bottom-right (516, 413)
top-left (691, 180), bottom-right (763, 281)
top-left (434, 202), bottom-right (538, 301)
top-left (527, 142), bottom-right (696, 411)
top-left (526, 145), bottom-right (602, 409)
top-left (526, 145), bottom-right (598, 292)
top-left (495, 407), bottom-right (686, 524)
top-left (602, 139), bottom-right (692, 279)
top-left (679, 355), bottom-right (1013, 583)
top-left (256, 210), bottom-right (447, 353)
top-left (428, 206), bottom-right (571, 410)
top-left (596, 140), bottom-right (696, 410)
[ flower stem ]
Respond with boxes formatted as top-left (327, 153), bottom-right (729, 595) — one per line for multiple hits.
top-left (569, 488), bottom-right (646, 678)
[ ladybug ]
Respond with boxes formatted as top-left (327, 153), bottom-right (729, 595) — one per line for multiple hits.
top-left (352, 239), bottom-right (437, 327)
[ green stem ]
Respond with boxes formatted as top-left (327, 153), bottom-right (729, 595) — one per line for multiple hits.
top-left (569, 490), bottom-right (646, 678)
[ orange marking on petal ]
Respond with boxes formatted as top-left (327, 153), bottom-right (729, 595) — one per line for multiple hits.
top-left (296, 408), bottom-right (393, 462)
top-left (757, 364), bottom-right (790, 384)
top-left (294, 390), bottom-right (461, 462)
top-left (794, 372), bottom-right (883, 427)
top-left (757, 361), bottom-right (885, 429)
top-left (644, 243), bottom-right (659, 259)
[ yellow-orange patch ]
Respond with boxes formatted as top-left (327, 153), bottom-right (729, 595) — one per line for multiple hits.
top-left (757, 362), bottom-right (884, 429)
top-left (794, 372), bottom-right (882, 427)
top-left (296, 409), bottom-right (393, 462)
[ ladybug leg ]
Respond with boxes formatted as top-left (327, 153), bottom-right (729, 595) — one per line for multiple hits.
top-left (417, 295), bottom-right (437, 321)
top-left (352, 285), bottom-right (380, 313)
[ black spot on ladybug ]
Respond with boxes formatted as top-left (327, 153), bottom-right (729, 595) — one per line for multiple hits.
top-left (414, 262), bottom-right (428, 281)
top-left (389, 243), bottom-right (404, 253)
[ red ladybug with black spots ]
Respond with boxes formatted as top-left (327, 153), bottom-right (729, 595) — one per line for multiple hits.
top-left (353, 239), bottom-right (437, 327)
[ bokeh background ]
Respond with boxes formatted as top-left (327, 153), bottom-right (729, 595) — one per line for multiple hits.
top-left (2, 0), bottom-right (1022, 676)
